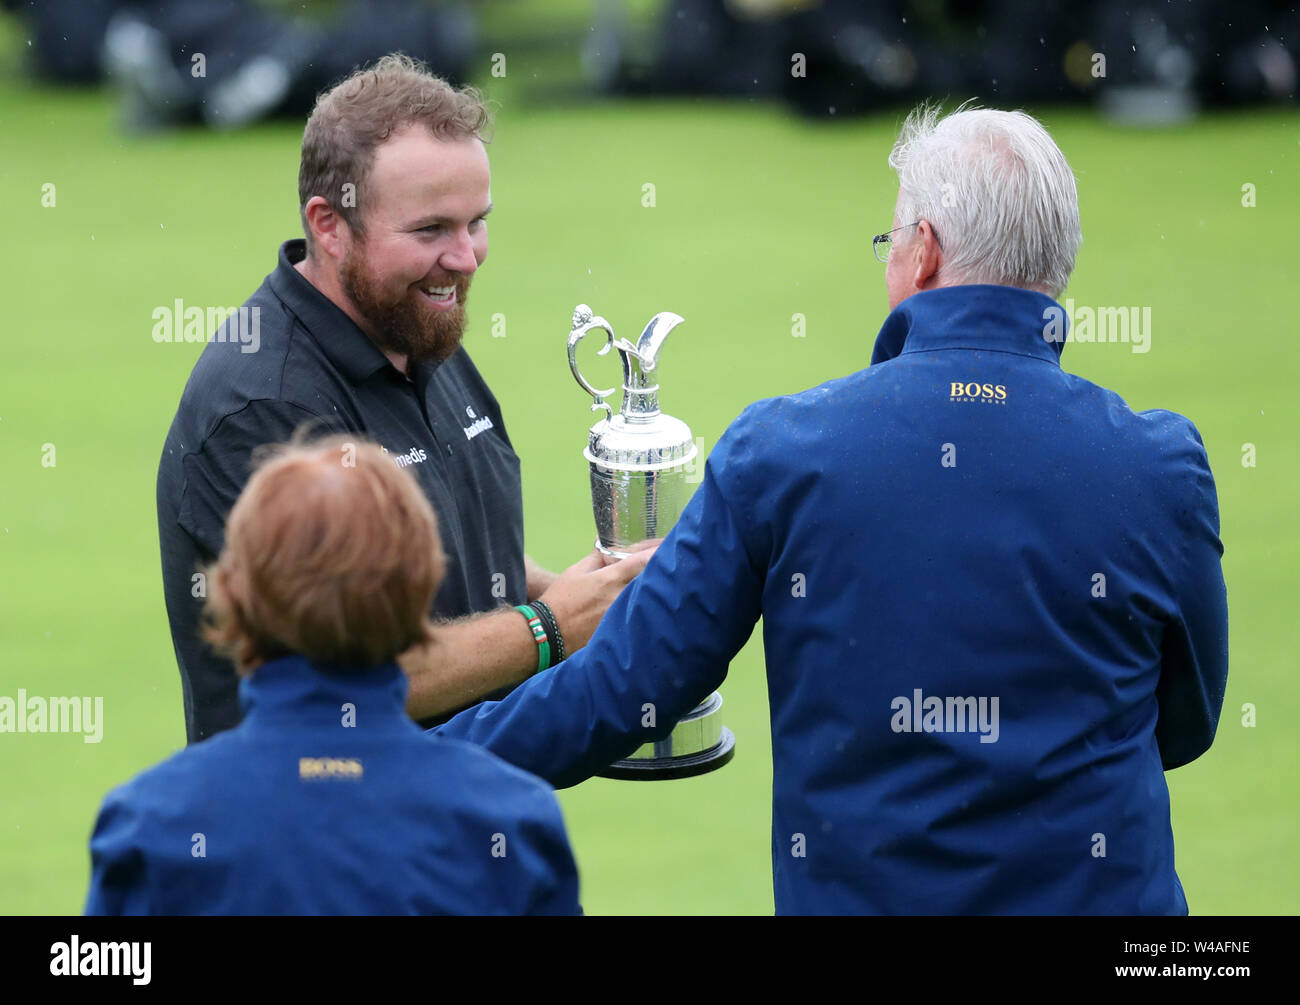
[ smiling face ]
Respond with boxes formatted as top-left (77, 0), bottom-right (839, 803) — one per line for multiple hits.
top-left (338, 125), bottom-right (491, 366)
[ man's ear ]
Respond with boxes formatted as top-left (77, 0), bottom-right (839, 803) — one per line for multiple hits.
top-left (302, 196), bottom-right (350, 261)
top-left (911, 219), bottom-right (943, 290)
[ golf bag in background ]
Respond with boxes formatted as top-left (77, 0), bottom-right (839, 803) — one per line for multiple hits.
top-left (1088, 0), bottom-right (1296, 112)
top-left (607, 0), bottom-right (1012, 116)
top-left (779, 0), bottom-right (963, 117)
top-left (609, 0), bottom-right (790, 99)
top-left (93, 0), bottom-right (478, 131)
top-left (604, 0), bottom-right (1298, 117)
top-left (958, 0), bottom-right (1297, 115)
top-left (6, 0), bottom-right (131, 84)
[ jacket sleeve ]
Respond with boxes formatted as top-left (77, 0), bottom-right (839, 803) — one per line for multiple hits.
top-left (431, 425), bottom-right (766, 789)
top-left (1154, 417), bottom-right (1229, 770)
top-left (83, 789), bottom-right (150, 916)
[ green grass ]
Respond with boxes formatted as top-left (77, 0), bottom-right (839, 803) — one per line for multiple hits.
top-left (1, 25), bottom-right (1297, 915)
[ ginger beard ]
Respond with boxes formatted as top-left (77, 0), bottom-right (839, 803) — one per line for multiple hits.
top-left (340, 237), bottom-right (472, 366)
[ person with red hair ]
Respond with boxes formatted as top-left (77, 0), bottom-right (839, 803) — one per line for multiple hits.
top-left (88, 434), bottom-right (580, 915)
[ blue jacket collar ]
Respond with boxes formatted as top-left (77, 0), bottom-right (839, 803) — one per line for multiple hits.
top-left (871, 285), bottom-right (1068, 366)
top-left (239, 653), bottom-right (412, 730)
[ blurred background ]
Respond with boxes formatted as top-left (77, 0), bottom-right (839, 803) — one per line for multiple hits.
top-left (1, 0), bottom-right (1296, 915)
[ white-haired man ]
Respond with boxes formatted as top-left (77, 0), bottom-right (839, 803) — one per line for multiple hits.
top-left (432, 104), bottom-right (1230, 915)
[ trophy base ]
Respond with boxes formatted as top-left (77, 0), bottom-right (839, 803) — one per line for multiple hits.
top-left (596, 691), bottom-right (735, 781)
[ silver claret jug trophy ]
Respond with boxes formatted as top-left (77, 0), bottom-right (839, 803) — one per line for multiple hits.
top-left (567, 304), bottom-right (735, 780)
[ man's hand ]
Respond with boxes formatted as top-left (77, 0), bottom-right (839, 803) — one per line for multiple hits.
top-left (398, 540), bottom-right (660, 721)
top-left (540, 540), bottom-right (661, 653)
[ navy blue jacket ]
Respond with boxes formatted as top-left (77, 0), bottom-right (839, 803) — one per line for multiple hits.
top-left (433, 284), bottom-right (1229, 915)
top-left (86, 656), bottom-right (580, 915)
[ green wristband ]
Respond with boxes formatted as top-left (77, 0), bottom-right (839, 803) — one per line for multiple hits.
top-left (514, 604), bottom-right (551, 674)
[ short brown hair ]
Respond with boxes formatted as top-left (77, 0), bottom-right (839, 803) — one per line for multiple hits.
top-left (298, 52), bottom-right (493, 256)
top-left (201, 432), bottom-right (444, 675)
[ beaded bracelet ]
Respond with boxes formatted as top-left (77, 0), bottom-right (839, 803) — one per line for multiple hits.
top-left (513, 604), bottom-right (551, 674)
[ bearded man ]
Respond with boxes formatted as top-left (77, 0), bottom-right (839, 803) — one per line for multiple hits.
top-left (157, 54), bottom-right (650, 743)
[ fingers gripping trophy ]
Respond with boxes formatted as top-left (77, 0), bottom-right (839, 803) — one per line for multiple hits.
top-left (567, 304), bottom-right (735, 780)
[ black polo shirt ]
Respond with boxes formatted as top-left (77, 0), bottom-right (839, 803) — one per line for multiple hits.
top-left (157, 239), bottom-right (526, 743)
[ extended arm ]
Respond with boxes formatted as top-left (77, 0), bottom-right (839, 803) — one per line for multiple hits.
top-left (431, 446), bottom-right (766, 788)
top-left (400, 547), bottom-right (654, 720)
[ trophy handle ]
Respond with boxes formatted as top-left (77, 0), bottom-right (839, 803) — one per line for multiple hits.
top-left (568, 304), bottom-right (617, 418)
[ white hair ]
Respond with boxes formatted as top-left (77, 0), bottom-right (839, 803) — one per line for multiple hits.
top-left (888, 102), bottom-right (1082, 298)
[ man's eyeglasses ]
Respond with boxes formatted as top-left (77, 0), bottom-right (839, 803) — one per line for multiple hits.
top-left (872, 221), bottom-right (941, 264)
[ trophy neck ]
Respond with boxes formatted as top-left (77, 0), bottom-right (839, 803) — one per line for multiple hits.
top-left (617, 342), bottom-right (661, 420)
top-left (620, 383), bottom-right (660, 420)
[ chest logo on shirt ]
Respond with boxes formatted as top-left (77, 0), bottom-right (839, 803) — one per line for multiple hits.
top-left (462, 403), bottom-right (495, 441)
top-left (950, 381), bottom-right (1008, 404)
top-left (386, 446), bottom-right (428, 468)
